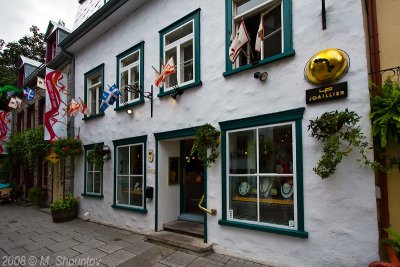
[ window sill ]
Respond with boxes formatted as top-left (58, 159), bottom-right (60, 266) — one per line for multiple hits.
top-left (114, 99), bottom-right (145, 111)
top-left (218, 219), bottom-right (308, 238)
top-left (82, 113), bottom-right (105, 121)
top-left (157, 80), bottom-right (202, 98)
top-left (111, 204), bottom-right (147, 214)
top-left (81, 193), bottom-right (104, 199)
top-left (223, 49), bottom-right (295, 77)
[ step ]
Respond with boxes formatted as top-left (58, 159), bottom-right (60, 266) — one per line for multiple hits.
top-left (146, 231), bottom-right (212, 253)
top-left (163, 220), bottom-right (204, 238)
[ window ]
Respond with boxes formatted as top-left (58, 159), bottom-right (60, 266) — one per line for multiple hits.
top-left (219, 108), bottom-right (307, 238)
top-left (158, 9), bottom-right (201, 97)
top-left (84, 64), bottom-right (104, 117)
top-left (224, 0), bottom-right (294, 76)
top-left (112, 135), bottom-right (147, 213)
top-left (115, 42), bottom-right (144, 110)
top-left (83, 144), bottom-right (103, 197)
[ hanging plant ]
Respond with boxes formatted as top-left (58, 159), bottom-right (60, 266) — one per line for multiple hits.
top-left (87, 144), bottom-right (111, 168)
top-left (51, 137), bottom-right (83, 158)
top-left (370, 77), bottom-right (400, 149)
top-left (6, 126), bottom-right (50, 170)
top-left (308, 109), bottom-right (380, 179)
top-left (191, 123), bottom-right (221, 167)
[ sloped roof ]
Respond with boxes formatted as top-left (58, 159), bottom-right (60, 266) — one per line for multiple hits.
top-left (45, 20), bottom-right (72, 40)
top-left (19, 56), bottom-right (42, 69)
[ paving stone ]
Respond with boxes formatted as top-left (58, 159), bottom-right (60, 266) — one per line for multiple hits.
top-left (117, 245), bottom-right (174, 267)
top-left (100, 249), bottom-right (135, 267)
top-left (123, 240), bottom-right (155, 255)
top-left (73, 248), bottom-right (107, 265)
top-left (121, 233), bottom-right (145, 244)
top-left (188, 257), bottom-right (225, 267)
top-left (226, 257), bottom-right (257, 267)
top-left (205, 252), bottom-right (232, 264)
top-left (47, 239), bottom-right (81, 253)
top-left (160, 251), bottom-right (198, 267)
top-left (71, 239), bottom-right (105, 253)
top-left (97, 244), bottom-right (122, 254)
top-left (5, 246), bottom-right (28, 256)
top-left (24, 239), bottom-right (57, 252)
top-left (1, 238), bottom-right (33, 251)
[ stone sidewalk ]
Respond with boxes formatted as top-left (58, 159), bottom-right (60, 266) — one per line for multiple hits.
top-left (0, 204), bottom-right (270, 267)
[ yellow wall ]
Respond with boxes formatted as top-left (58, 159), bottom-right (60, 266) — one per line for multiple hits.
top-left (376, 0), bottom-right (400, 232)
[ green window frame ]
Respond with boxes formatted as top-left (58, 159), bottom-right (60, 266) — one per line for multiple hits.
top-left (112, 135), bottom-right (147, 213)
top-left (115, 41), bottom-right (145, 111)
top-left (224, 0), bottom-right (294, 77)
top-left (218, 108), bottom-right (308, 238)
top-left (158, 9), bottom-right (202, 98)
top-left (83, 64), bottom-right (105, 120)
top-left (82, 143), bottom-right (104, 198)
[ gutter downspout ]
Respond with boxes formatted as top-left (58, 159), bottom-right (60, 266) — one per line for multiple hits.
top-left (366, 0), bottom-right (389, 240)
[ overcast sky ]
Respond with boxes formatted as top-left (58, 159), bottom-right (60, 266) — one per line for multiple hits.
top-left (0, 0), bottom-right (79, 43)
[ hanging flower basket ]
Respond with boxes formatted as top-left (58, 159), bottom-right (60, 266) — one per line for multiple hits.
top-left (191, 123), bottom-right (221, 167)
top-left (51, 138), bottom-right (83, 158)
top-left (87, 144), bottom-right (111, 167)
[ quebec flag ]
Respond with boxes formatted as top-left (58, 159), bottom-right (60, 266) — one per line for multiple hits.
top-left (100, 84), bottom-right (121, 112)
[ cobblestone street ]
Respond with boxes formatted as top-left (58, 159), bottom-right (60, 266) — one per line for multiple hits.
top-left (0, 205), bottom-right (270, 267)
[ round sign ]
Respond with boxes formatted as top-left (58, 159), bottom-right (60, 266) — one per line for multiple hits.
top-left (304, 48), bottom-right (350, 85)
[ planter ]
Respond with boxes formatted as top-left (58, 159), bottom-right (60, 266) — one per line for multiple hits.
top-left (51, 207), bottom-right (77, 223)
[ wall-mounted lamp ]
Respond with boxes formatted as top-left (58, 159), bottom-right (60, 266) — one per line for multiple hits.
top-left (170, 85), bottom-right (183, 100)
top-left (254, 71), bottom-right (268, 81)
top-left (125, 83), bottom-right (153, 117)
top-left (126, 109), bottom-right (133, 115)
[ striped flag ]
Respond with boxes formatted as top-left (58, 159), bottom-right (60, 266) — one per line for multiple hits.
top-left (79, 97), bottom-right (91, 115)
top-left (154, 57), bottom-right (175, 87)
top-left (255, 16), bottom-right (264, 53)
top-left (229, 19), bottom-right (250, 63)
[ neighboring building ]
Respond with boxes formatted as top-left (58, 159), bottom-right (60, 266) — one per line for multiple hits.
top-left (365, 0), bottom-right (400, 238)
top-left (61, 1), bottom-right (379, 266)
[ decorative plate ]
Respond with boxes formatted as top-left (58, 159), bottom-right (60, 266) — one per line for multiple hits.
top-left (280, 182), bottom-right (293, 199)
top-left (239, 182), bottom-right (250, 196)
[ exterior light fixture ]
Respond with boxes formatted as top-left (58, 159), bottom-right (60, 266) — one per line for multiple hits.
top-left (170, 85), bottom-right (183, 100)
top-left (254, 71), bottom-right (268, 81)
top-left (124, 83), bottom-right (153, 117)
top-left (126, 109), bottom-right (133, 115)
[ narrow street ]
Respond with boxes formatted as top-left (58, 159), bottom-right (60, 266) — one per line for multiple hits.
top-left (0, 205), bottom-right (270, 267)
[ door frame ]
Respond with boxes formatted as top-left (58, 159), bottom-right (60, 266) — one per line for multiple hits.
top-left (154, 126), bottom-right (208, 243)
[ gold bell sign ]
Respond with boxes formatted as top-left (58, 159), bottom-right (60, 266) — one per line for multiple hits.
top-left (47, 152), bottom-right (60, 164)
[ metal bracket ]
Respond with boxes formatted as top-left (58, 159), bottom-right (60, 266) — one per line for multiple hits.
top-left (124, 83), bottom-right (153, 117)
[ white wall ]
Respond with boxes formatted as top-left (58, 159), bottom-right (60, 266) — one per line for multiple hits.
top-left (73, 0), bottom-right (379, 266)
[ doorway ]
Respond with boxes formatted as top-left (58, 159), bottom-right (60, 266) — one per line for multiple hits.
top-left (178, 140), bottom-right (204, 223)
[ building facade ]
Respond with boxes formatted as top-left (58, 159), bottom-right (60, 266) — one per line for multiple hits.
top-left (62, 1), bottom-right (379, 266)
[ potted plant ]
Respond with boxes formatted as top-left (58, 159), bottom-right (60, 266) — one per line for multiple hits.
top-left (87, 144), bottom-right (111, 168)
top-left (190, 123), bottom-right (221, 167)
top-left (28, 186), bottom-right (42, 205)
top-left (308, 109), bottom-right (380, 179)
top-left (50, 194), bottom-right (79, 223)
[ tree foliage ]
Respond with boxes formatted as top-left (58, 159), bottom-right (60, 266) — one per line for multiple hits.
top-left (0, 25), bottom-right (45, 87)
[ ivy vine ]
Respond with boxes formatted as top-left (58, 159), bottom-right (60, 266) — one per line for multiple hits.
top-left (191, 124), bottom-right (221, 167)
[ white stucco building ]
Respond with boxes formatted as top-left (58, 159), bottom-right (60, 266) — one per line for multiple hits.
top-left (60, 0), bottom-right (379, 266)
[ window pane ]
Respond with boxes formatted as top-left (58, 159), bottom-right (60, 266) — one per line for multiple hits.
top-left (229, 176), bottom-right (257, 222)
top-left (93, 172), bottom-right (102, 194)
top-left (263, 4), bottom-right (282, 58)
top-left (236, 0), bottom-right (266, 15)
top-left (121, 52), bottom-right (139, 67)
top-left (165, 48), bottom-right (177, 88)
top-left (117, 146), bottom-right (129, 175)
top-left (89, 73), bottom-right (100, 86)
top-left (130, 176), bottom-right (143, 207)
top-left (90, 88), bottom-right (97, 113)
top-left (259, 176), bottom-right (294, 226)
top-left (120, 70), bottom-right (129, 103)
top-left (86, 172), bottom-right (93, 193)
top-left (130, 144), bottom-right (143, 175)
top-left (165, 22), bottom-right (193, 45)
top-left (259, 124), bottom-right (292, 174)
top-left (130, 66), bottom-right (140, 100)
top-left (180, 40), bottom-right (193, 83)
top-left (117, 176), bottom-right (129, 205)
top-left (229, 130), bottom-right (257, 174)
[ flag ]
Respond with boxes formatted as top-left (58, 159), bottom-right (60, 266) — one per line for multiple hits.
top-left (255, 16), bottom-right (264, 53)
top-left (8, 97), bottom-right (22, 109)
top-left (229, 19), bottom-right (250, 63)
top-left (100, 84), bottom-right (121, 112)
top-left (37, 77), bottom-right (46, 89)
top-left (67, 99), bottom-right (80, 117)
top-left (154, 57), bottom-right (176, 87)
top-left (24, 87), bottom-right (35, 100)
top-left (79, 97), bottom-right (91, 116)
